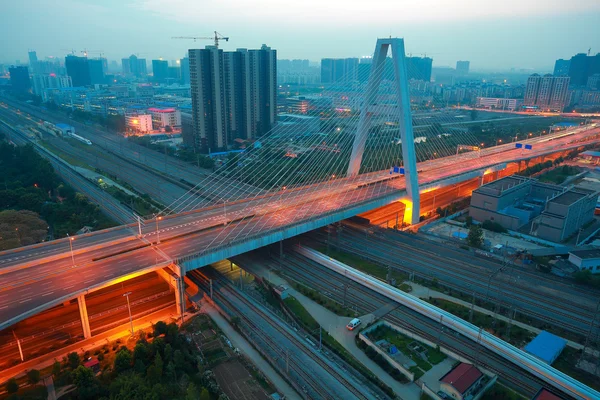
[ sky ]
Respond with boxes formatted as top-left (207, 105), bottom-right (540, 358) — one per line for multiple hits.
top-left (1, 0), bottom-right (600, 71)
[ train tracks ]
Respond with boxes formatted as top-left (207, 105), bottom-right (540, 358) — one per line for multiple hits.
top-left (188, 269), bottom-right (371, 400)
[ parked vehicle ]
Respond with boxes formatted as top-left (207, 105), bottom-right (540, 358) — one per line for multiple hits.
top-left (346, 318), bottom-right (361, 331)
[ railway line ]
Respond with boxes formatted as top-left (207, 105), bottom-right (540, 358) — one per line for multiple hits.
top-left (234, 250), bottom-right (547, 398)
top-left (312, 226), bottom-right (598, 337)
top-left (188, 269), bottom-right (373, 400)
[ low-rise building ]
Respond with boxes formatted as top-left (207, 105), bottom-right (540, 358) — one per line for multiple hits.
top-left (126, 114), bottom-right (153, 133)
top-left (439, 363), bottom-right (484, 400)
top-left (568, 249), bottom-right (600, 274)
top-left (470, 175), bottom-right (597, 243)
top-left (475, 97), bottom-right (522, 111)
top-left (148, 107), bottom-right (181, 130)
top-left (524, 331), bottom-right (566, 365)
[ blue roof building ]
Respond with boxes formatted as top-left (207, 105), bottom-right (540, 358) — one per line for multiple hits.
top-left (524, 331), bottom-right (566, 364)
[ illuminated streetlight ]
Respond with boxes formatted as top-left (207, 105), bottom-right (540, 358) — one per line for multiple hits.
top-left (66, 233), bottom-right (75, 266)
top-left (123, 291), bottom-right (134, 336)
top-left (153, 214), bottom-right (162, 244)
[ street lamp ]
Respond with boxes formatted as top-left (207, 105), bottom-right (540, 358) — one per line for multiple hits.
top-left (123, 291), bottom-right (134, 336)
top-left (66, 233), bottom-right (75, 266)
top-left (153, 214), bottom-right (162, 244)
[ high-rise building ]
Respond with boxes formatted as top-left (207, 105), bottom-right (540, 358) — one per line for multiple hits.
top-left (524, 74), bottom-right (570, 111)
top-left (180, 57), bottom-right (190, 84)
top-left (32, 74), bottom-right (72, 100)
top-left (553, 59), bottom-right (570, 76)
top-left (456, 60), bottom-right (470, 75)
top-left (122, 55), bottom-right (147, 77)
top-left (406, 56), bottom-right (433, 82)
top-left (88, 58), bottom-right (105, 85)
top-left (565, 53), bottom-right (600, 87)
top-left (188, 44), bottom-right (277, 152)
top-left (320, 58), bottom-right (359, 84)
top-left (28, 51), bottom-right (38, 73)
top-left (152, 59), bottom-right (169, 83)
top-left (167, 66), bottom-right (181, 83)
top-left (8, 66), bottom-right (31, 92)
top-left (65, 55), bottom-right (91, 87)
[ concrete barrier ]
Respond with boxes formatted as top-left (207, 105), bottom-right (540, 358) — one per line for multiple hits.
top-left (358, 324), bottom-right (415, 382)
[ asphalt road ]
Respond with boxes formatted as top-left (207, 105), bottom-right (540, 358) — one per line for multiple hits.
top-left (1, 124), bottom-right (599, 332)
top-left (0, 272), bottom-right (173, 369)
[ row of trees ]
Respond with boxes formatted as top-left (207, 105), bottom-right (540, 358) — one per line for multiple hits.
top-left (0, 138), bottom-right (114, 249)
top-left (6, 322), bottom-right (220, 400)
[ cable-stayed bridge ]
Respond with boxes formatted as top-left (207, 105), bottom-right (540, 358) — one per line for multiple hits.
top-left (1, 38), bottom-right (599, 399)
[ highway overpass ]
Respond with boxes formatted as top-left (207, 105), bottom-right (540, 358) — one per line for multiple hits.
top-left (1, 124), bottom-right (599, 334)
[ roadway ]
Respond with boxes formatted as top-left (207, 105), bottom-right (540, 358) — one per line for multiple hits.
top-left (1, 124), bottom-right (599, 332)
top-left (0, 272), bottom-right (173, 369)
top-left (0, 117), bottom-right (135, 225)
top-left (0, 97), bottom-right (264, 203)
top-left (308, 225), bottom-right (599, 337)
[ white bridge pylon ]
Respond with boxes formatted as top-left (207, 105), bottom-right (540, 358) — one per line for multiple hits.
top-left (347, 38), bottom-right (420, 224)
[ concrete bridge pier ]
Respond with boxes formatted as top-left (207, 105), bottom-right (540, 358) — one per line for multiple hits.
top-left (157, 264), bottom-right (186, 323)
top-left (77, 295), bottom-right (91, 339)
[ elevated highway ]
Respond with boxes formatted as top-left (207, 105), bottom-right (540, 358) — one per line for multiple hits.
top-left (0, 125), bottom-right (599, 333)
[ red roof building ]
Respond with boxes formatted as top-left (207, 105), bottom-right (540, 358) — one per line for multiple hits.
top-left (439, 363), bottom-right (484, 400)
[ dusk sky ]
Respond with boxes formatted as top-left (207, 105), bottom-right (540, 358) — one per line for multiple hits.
top-left (2, 0), bottom-right (600, 71)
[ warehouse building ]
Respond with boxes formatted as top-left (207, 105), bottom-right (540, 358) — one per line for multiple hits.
top-left (470, 175), bottom-right (597, 242)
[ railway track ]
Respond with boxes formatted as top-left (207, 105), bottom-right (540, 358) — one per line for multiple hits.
top-left (235, 251), bottom-right (554, 398)
top-left (189, 269), bottom-right (370, 400)
top-left (313, 227), bottom-right (597, 336)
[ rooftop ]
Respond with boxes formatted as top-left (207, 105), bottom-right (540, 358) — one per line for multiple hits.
top-left (569, 248), bottom-right (600, 259)
top-left (548, 188), bottom-right (595, 206)
top-left (475, 175), bottom-right (530, 196)
top-left (439, 362), bottom-right (483, 394)
top-left (581, 150), bottom-right (600, 158)
top-left (524, 331), bottom-right (566, 364)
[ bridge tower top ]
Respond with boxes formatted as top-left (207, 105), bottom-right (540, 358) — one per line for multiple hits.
top-left (347, 38), bottom-right (420, 223)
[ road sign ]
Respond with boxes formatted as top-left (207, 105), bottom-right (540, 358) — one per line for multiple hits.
top-left (525, 144), bottom-right (532, 150)
top-left (515, 143), bottom-right (523, 148)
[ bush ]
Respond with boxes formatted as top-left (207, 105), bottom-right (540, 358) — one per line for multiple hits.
top-left (6, 378), bottom-right (19, 394)
top-left (482, 220), bottom-right (507, 233)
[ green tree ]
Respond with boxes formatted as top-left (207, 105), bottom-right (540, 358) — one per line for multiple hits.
top-left (6, 378), bottom-right (19, 394)
top-left (164, 344), bottom-right (173, 363)
top-left (133, 341), bottom-right (149, 363)
top-left (470, 109), bottom-right (478, 121)
top-left (52, 361), bottom-right (61, 378)
top-left (134, 358), bottom-right (146, 374)
top-left (26, 369), bottom-right (41, 385)
top-left (114, 348), bottom-right (132, 373)
top-left (186, 382), bottom-right (200, 400)
top-left (72, 365), bottom-right (100, 400)
top-left (199, 388), bottom-right (211, 400)
top-left (153, 321), bottom-right (168, 337)
top-left (467, 224), bottom-right (484, 248)
top-left (68, 352), bottom-right (80, 369)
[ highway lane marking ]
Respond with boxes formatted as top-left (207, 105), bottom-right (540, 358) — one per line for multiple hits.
top-left (19, 298), bottom-right (32, 303)
top-left (64, 285), bottom-right (74, 290)
top-left (42, 292), bottom-right (54, 296)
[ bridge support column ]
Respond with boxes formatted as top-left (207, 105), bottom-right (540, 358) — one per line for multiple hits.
top-left (174, 277), bottom-right (185, 323)
top-left (77, 295), bottom-right (92, 339)
top-left (347, 38), bottom-right (419, 224)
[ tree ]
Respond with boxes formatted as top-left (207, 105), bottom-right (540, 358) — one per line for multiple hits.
top-left (26, 369), bottom-right (41, 385)
top-left (114, 348), bottom-right (132, 373)
top-left (153, 321), bottom-right (168, 337)
top-left (470, 109), bottom-right (478, 121)
top-left (6, 378), bottom-right (19, 394)
top-left (134, 358), bottom-right (146, 374)
top-left (68, 352), bottom-right (81, 370)
top-left (186, 383), bottom-right (200, 400)
top-left (52, 361), bottom-right (61, 378)
top-left (133, 342), bottom-right (149, 364)
top-left (72, 365), bottom-right (100, 400)
top-left (467, 224), bottom-right (484, 248)
top-left (199, 388), bottom-right (211, 400)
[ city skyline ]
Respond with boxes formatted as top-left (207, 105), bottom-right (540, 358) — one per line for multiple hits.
top-left (1, 0), bottom-right (600, 71)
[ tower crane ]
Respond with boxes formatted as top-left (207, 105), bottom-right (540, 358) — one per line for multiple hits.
top-left (172, 31), bottom-right (229, 48)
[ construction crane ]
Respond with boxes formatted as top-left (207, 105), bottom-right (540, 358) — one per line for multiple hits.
top-left (172, 31), bottom-right (229, 48)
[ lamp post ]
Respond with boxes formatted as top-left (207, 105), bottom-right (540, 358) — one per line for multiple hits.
top-left (123, 291), bottom-right (134, 336)
top-left (153, 214), bottom-right (162, 244)
top-left (66, 233), bottom-right (75, 266)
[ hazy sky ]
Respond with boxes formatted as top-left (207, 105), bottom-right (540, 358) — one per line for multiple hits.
top-left (2, 0), bottom-right (600, 71)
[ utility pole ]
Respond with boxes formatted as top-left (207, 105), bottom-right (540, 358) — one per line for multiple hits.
top-left (123, 291), bottom-right (134, 336)
top-left (469, 291), bottom-right (475, 323)
top-left (12, 331), bottom-right (24, 362)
